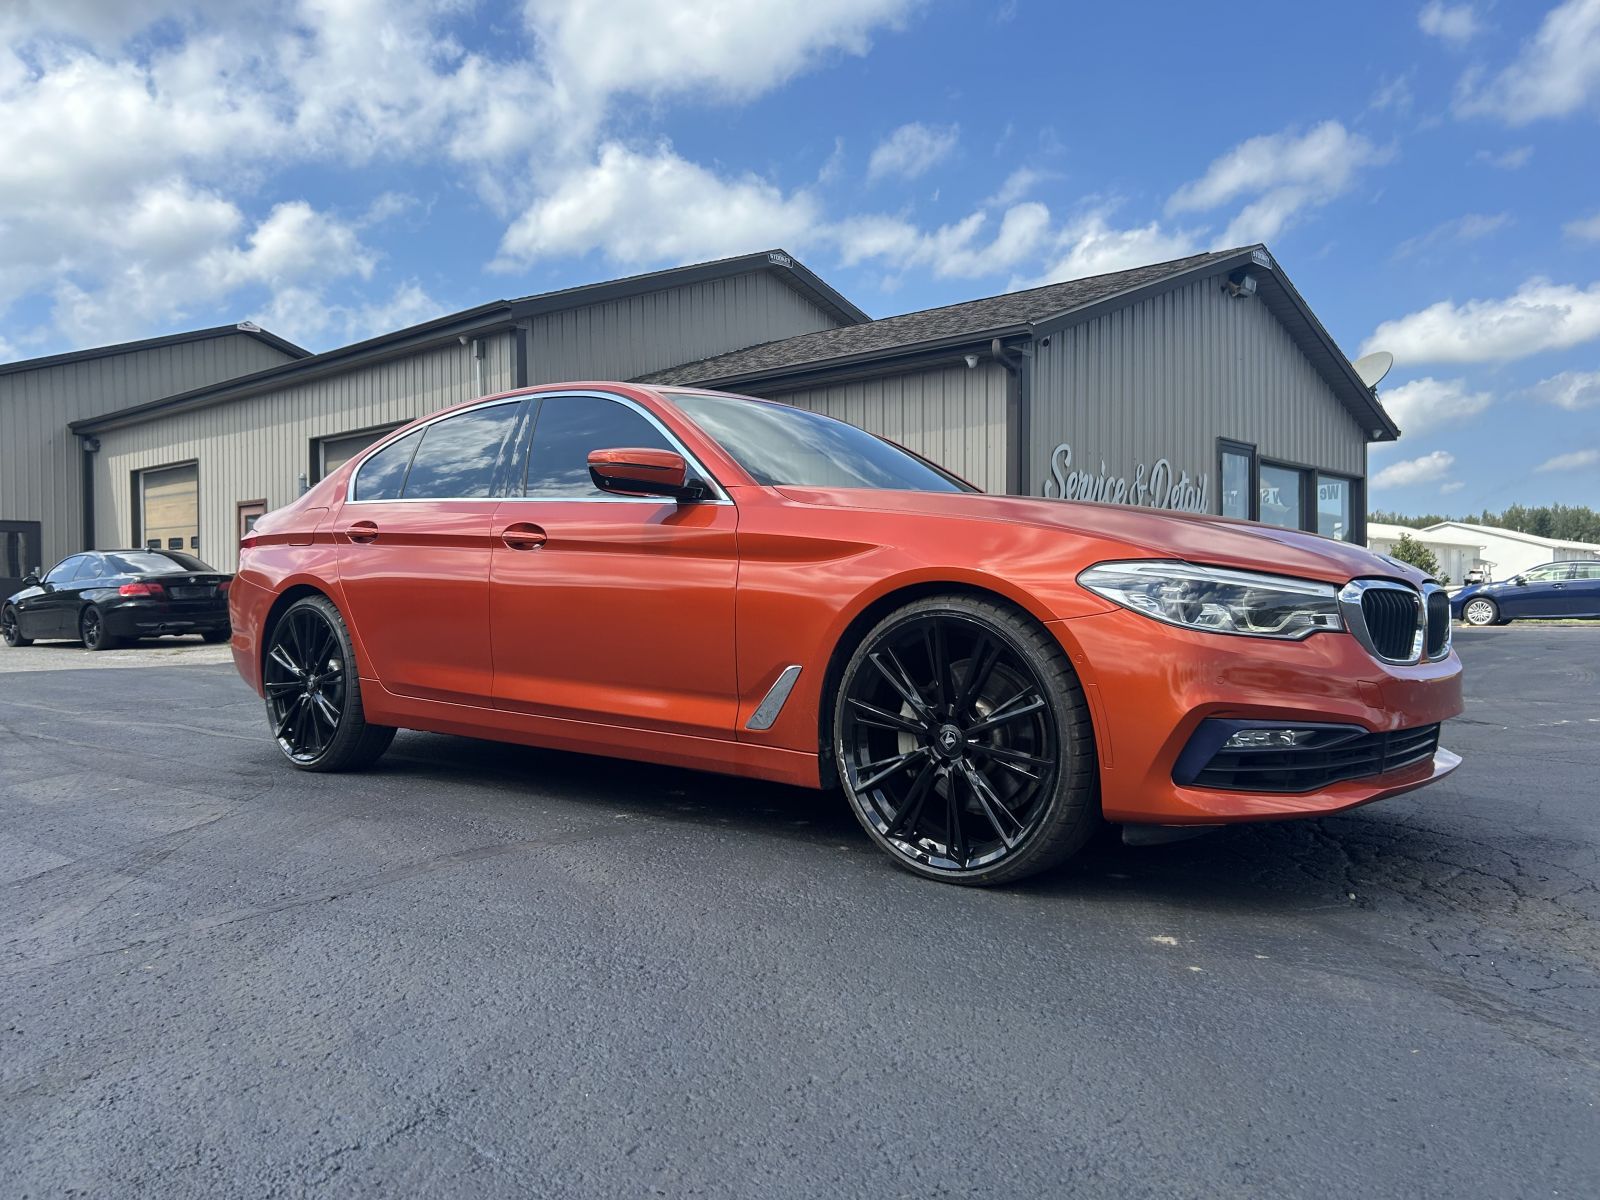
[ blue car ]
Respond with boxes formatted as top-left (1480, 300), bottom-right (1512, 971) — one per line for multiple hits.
top-left (1451, 560), bottom-right (1600, 625)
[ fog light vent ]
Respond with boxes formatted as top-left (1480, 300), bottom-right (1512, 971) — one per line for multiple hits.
top-left (1223, 728), bottom-right (1319, 750)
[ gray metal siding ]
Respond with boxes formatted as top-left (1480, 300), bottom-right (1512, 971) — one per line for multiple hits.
top-left (531, 271), bottom-right (841, 383)
top-left (1029, 272), bottom-right (1366, 505)
top-left (0, 333), bottom-right (297, 568)
top-left (93, 334), bottom-right (516, 571)
top-left (761, 364), bottom-right (1010, 492)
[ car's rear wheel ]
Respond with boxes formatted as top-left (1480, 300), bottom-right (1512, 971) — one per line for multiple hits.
top-left (1463, 597), bottom-right (1499, 626)
top-left (834, 595), bottom-right (1098, 886)
top-left (263, 595), bottom-right (395, 772)
top-left (1, 606), bottom-right (30, 647)
top-left (81, 606), bottom-right (121, 651)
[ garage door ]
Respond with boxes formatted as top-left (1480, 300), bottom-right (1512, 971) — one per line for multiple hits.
top-left (141, 463), bottom-right (199, 554)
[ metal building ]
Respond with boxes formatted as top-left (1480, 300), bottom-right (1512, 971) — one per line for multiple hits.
top-left (0, 325), bottom-right (305, 595)
top-left (645, 246), bottom-right (1393, 544)
top-left (4, 244), bottom-right (1392, 585)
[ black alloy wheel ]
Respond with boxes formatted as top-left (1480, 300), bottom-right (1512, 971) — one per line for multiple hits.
top-left (263, 595), bottom-right (395, 772)
top-left (1, 606), bottom-right (29, 647)
top-left (81, 606), bottom-right (120, 651)
top-left (834, 595), bottom-right (1098, 886)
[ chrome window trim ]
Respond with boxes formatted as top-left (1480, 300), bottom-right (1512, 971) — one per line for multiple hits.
top-left (1338, 578), bottom-right (1440, 666)
top-left (345, 389), bottom-right (731, 506)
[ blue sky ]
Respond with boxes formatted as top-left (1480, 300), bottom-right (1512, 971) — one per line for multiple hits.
top-left (2, 0), bottom-right (1597, 515)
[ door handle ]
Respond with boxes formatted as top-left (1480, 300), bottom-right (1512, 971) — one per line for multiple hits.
top-left (501, 522), bottom-right (547, 551)
top-left (346, 520), bottom-right (379, 544)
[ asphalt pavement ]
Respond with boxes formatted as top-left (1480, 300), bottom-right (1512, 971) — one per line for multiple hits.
top-left (1, 628), bottom-right (1597, 1198)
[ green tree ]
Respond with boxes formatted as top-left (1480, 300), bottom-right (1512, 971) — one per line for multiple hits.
top-left (1388, 533), bottom-right (1447, 583)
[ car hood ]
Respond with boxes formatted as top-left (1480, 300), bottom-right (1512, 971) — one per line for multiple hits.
top-left (773, 487), bottom-right (1427, 587)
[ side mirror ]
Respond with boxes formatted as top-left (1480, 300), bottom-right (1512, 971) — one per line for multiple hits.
top-left (20, 571), bottom-right (39, 588)
top-left (1512, 575), bottom-right (1527, 586)
top-left (587, 447), bottom-right (704, 501)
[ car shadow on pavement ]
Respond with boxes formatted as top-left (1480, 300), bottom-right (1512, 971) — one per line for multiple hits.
top-left (376, 728), bottom-right (1432, 914)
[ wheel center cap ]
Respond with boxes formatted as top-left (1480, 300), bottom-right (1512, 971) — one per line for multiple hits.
top-left (933, 724), bottom-right (965, 759)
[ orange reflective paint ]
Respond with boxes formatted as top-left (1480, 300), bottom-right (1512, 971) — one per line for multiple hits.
top-left (232, 381), bottom-right (1462, 836)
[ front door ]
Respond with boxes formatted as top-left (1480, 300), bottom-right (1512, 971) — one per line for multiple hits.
top-left (333, 400), bottom-right (529, 705)
top-left (0, 520), bottom-right (41, 600)
top-left (489, 393), bottom-right (739, 739)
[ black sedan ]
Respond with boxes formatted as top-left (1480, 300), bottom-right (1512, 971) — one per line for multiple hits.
top-left (1, 550), bottom-right (232, 651)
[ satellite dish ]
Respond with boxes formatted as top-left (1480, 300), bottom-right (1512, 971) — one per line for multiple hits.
top-left (1353, 350), bottom-right (1394, 388)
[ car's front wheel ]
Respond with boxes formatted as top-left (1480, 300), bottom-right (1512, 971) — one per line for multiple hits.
top-left (263, 595), bottom-right (395, 772)
top-left (1462, 597), bottom-right (1499, 626)
top-left (833, 595), bottom-right (1098, 886)
top-left (1, 606), bottom-right (30, 647)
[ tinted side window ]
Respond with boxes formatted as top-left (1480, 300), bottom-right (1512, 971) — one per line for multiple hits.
top-left (403, 404), bottom-right (523, 499)
top-left (524, 396), bottom-right (674, 497)
top-left (353, 430), bottom-right (422, 501)
top-left (44, 556), bottom-right (83, 585)
top-left (71, 556), bottom-right (103, 581)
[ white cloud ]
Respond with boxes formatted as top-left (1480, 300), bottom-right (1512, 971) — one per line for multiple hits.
top-left (1013, 212), bottom-right (1199, 290)
top-left (1373, 450), bottom-right (1456, 488)
top-left (495, 143), bottom-right (822, 268)
top-left (836, 202), bottom-right (1051, 279)
top-left (1167, 121), bottom-right (1389, 244)
top-left (1419, 2), bottom-right (1482, 45)
top-left (1394, 212), bottom-right (1510, 257)
top-left (1536, 448), bottom-right (1600, 472)
top-left (1566, 211), bottom-right (1600, 240)
top-left (1455, 0), bottom-right (1600, 123)
top-left (1440, 480), bottom-right (1467, 494)
top-left (1474, 145), bottom-right (1534, 169)
top-left (867, 123), bottom-right (959, 182)
top-left (525, 0), bottom-right (916, 104)
top-left (252, 279), bottom-right (445, 347)
top-left (0, 0), bottom-right (921, 350)
top-left (1378, 376), bottom-right (1494, 437)
top-left (1363, 279), bottom-right (1600, 363)
top-left (986, 167), bottom-right (1050, 207)
top-left (1531, 369), bottom-right (1600, 409)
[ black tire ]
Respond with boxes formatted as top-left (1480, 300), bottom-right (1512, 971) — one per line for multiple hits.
top-left (833, 595), bottom-right (1098, 886)
top-left (1, 605), bottom-right (30, 647)
top-left (202, 628), bottom-right (231, 644)
top-left (81, 606), bottom-right (122, 651)
top-left (1462, 596), bottom-right (1499, 627)
top-left (263, 594), bottom-right (395, 772)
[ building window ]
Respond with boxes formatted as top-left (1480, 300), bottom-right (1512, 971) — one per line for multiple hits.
top-left (313, 425), bottom-right (403, 483)
top-left (1218, 440), bottom-right (1255, 520)
top-left (1258, 461), bottom-right (1306, 531)
top-left (1316, 473), bottom-right (1357, 542)
top-left (136, 462), bottom-right (199, 556)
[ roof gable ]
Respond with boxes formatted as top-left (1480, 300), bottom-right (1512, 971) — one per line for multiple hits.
top-left (0, 323), bottom-right (307, 380)
top-left (636, 245), bottom-right (1397, 442)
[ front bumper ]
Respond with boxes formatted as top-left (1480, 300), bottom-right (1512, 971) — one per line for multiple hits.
top-left (1049, 607), bottom-right (1464, 826)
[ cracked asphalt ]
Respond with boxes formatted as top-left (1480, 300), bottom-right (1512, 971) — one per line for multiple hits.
top-left (1, 627), bottom-right (1597, 1198)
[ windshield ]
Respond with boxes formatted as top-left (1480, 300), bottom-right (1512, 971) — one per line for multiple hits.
top-left (668, 392), bottom-right (972, 492)
top-left (105, 551), bottom-right (214, 575)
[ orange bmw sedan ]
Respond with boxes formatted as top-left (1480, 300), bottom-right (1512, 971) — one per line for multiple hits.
top-left (230, 383), bottom-right (1462, 885)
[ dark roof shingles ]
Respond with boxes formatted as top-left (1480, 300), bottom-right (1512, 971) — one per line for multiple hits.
top-left (637, 248), bottom-right (1248, 385)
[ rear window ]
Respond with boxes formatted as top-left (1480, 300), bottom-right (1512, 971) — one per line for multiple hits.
top-left (103, 551), bottom-right (214, 575)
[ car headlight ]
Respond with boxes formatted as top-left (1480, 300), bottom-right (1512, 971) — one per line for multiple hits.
top-left (1078, 561), bottom-right (1343, 640)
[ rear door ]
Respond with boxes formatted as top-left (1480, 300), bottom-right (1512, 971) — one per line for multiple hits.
top-left (1557, 563), bottom-right (1600, 617)
top-left (335, 399), bottom-right (531, 706)
top-left (489, 392), bottom-right (740, 739)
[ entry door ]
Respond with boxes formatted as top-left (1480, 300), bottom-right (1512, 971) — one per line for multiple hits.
top-left (0, 520), bottom-right (41, 599)
top-left (489, 393), bottom-right (739, 738)
top-left (334, 400), bottom-right (529, 706)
